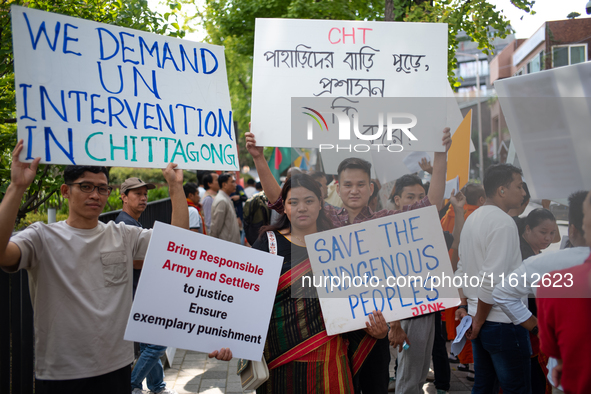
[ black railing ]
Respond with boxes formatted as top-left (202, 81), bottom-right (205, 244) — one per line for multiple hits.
top-left (1, 198), bottom-right (172, 393)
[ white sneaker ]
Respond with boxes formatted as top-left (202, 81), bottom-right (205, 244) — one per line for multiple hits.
top-left (152, 388), bottom-right (178, 394)
top-left (132, 389), bottom-right (146, 394)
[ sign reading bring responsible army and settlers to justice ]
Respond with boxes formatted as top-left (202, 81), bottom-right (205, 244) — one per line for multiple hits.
top-left (304, 206), bottom-right (460, 336)
top-left (251, 18), bottom-right (449, 148)
top-left (125, 222), bottom-right (283, 360)
top-left (11, 6), bottom-right (238, 170)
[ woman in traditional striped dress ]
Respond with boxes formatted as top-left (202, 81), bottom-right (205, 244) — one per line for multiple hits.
top-left (252, 173), bottom-right (386, 394)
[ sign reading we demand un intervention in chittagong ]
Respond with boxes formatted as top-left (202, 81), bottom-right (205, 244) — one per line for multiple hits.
top-left (125, 222), bottom-right (283, 361)
top-left (11, 5), bottom-right (238, 170)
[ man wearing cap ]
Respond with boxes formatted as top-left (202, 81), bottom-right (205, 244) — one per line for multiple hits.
top-left (114, 178), bottom-right (177, 394)
top-left (116, 178), bottom-right (155, 228)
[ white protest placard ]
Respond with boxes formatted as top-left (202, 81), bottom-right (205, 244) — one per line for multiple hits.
top-left (252, 18), bottom-right (448, 148)
top-left (444, 176), bottom-right (459, 199)
top-left (495, 61), bottom-right (591, 199)
top-left (124, 222), bottom-right (283, 360)
top-left (304, 205), bottom-right (459, 335)
top-left (12, 5), bottom-right (238, 170)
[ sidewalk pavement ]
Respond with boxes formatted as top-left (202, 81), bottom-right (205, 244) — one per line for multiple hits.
top-left (160, 343), bottom-right (474, 394)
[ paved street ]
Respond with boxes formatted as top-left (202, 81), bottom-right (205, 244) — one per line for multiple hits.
top-left (159, 342), bottom-right (474, 394)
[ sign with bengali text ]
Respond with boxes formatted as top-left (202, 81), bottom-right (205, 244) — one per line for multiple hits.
top-left (252, 18), bottom-right (448, 147)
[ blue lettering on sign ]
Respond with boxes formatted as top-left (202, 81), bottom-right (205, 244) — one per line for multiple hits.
top-left (23, 13), bottom-right (60, 51)
top-left (97, 62), bottom-right (124, 94)
top-left (44, 126), bottom-right (75, 164)
top-left (63, 23), bottom-right (81, 56)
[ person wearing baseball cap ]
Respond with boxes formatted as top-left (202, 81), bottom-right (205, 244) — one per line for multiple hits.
top-left (117, 177), bottom-right (156, 226)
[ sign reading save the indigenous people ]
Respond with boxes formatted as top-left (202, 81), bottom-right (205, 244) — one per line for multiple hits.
top-left (124, 222), bottom-right (283, 360)
top-left (304, 206), bottom-right (459, 336)
top-left (251, 18), bottom-right (448, 148)
top-left (11, 6), bottom-right (238, 170)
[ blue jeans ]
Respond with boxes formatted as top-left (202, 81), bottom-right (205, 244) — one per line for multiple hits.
top-left (471, 321), bottom-right (532, 394)
top-left (131, 343), bottom-right (167, 392)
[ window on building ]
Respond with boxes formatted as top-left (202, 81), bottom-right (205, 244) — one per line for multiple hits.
top-left (552, 44), bottom-right (587, 68)
top-left (527, 50), bottom-right (544, 74)
top-left (457, 59), bottom-right (489, 78)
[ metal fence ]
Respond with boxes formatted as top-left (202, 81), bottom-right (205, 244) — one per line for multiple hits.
top-left (0, 198), bottom-right (172, 393)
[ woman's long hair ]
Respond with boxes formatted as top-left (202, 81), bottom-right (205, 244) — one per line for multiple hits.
top-left (259, 173), bottom-right (333, 238)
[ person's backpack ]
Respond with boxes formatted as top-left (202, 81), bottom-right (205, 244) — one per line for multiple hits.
top-left (243, 192), bottom-right (271, 245)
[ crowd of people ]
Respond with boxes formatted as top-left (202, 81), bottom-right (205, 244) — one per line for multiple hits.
top-left (0, 123), bottom-right (589, 394)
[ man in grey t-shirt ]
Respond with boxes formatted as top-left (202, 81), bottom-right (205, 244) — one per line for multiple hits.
top-left (0, 141), bottom-right (233, 394)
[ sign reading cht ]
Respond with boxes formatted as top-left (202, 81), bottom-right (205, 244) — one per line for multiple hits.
top-left (291, 97), bottom-right (449, 153)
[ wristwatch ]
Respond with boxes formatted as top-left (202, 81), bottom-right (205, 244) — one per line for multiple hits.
top-left (531, 325), bottom-right (539, 335)
top-left (458, 305), bottom-right (468, 311)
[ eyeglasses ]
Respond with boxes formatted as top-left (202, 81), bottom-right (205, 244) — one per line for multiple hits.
top-left (68, 182), bottom-right (113, 196)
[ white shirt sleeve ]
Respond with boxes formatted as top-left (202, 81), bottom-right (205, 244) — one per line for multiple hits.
top-left (492, 261), bottom-right (533, 325)
top-left (189, 207), bottom-right (201, 229)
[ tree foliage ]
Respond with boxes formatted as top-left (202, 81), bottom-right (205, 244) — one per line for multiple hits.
top-left (0, 0), bottom-right (187, 223)
top-left (198, 0), bottom-right (534, 162)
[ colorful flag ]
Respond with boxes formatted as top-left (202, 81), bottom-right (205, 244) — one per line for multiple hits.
top-left (268, 147), bottom-right (291, 181)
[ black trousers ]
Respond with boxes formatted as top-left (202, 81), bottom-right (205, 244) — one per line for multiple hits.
top-left (432, 311), bottom-right (451, 391)
top-left (354, 336), bottom-right (390, 394)
top-left (36, 365), bottom-right (131, 394)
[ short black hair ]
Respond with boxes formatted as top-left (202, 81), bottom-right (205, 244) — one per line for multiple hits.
top-left (64, 166), bottom-right (109, 184)
top-left (218, 173), bottom-right (234, 188)
top-left (483, 164), bottom-right (523, 198)
top-left (247, 178), bottom-right (256, 186)
top-left (463, 183), bottom-right (486, 205)
top-left (516, 208), bottom-right (555, 236)
top-left (202, 173), bottom-right (215, 190)
top-left (255, 182), bottom-right (263, 190)
top-left (337, 158), bottom-right (372, 181)
top-left (310, 171), bottom-right (326, 181)
top-left (391, 174), bottom-right (424, 201)
top-left (183, 182), bottom-right (198, 198)
top-left (568, 190), bottom-right (588, 235)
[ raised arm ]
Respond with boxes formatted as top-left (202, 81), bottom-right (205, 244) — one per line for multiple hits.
top-left (449, 189), bottom-right (466, 260)
top-left (245, 128), bottom-right (282, 205)
top-left (0, 141), bottom-right (40, 270)
top-left (428, 128), bottom-right (451, 212)
top-left (162, 163), bottom-right (189, 230)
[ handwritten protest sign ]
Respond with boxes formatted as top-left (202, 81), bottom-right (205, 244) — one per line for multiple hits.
top-left (304, 206), bottom-right (459, 335)
top-left (11, 5), bottom-right (238, 170)
top-left (252, 18), bottom-right (448, 148)
top-left (124, 222), bottom-right (283, 360)
top-left (495, 61), bottom-right (591, 199)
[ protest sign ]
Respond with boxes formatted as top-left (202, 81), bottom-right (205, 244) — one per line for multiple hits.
top-left (446, 110), bottom-right (471, 189)
top-left (495, 61), bottom-right (591, 199)
top-left (304, 206), bottom-right (460, 335)
top-left (124, 222), bottom-right (283, 360)
top-left (11, 5), bottom-right (238, 170)
top-left (252, 18), bottom-right (448, 148)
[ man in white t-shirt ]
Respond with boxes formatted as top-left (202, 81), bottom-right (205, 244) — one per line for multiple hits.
top-left (0, 141), bottom-right (232, 394)
top-left (455, 163), bottom-right (530, 393)
top-left (184, 182), bottom-right (203, 233)
top-left (244, 178), bottom-right (257, 199)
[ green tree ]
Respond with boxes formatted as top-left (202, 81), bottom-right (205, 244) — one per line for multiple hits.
top-left (0, 0), bottom-right (187, 224)
top-left (198, 0), bottom-right (535, 164)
